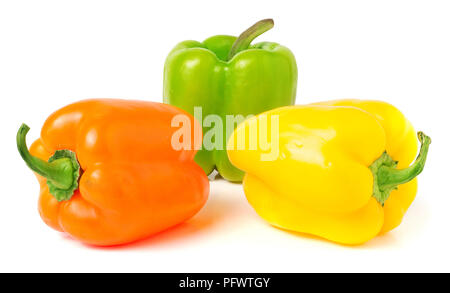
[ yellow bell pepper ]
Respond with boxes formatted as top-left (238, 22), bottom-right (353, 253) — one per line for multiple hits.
top-left (227, 99), bottom-right (431, 245)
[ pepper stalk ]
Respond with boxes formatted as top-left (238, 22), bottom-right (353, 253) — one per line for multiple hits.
top-left (227, 19), bottom-right (274, 61)
top-left (16, 123), bottom-right (80, 201)
top-left (370, 131), bottom-right (431, 205)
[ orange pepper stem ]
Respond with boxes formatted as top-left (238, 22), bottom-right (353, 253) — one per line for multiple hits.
top-left (370, 131), bottom-right (431, 206)
top-left (16, 123), bottom-right (80, 201)
top-left (227, 18), bottom-right (274, 61)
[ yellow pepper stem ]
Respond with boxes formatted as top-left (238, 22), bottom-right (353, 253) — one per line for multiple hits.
top-left (370, 131), bottom-right (431, 206)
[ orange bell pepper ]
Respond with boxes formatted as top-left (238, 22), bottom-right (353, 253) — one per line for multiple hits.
top-left (16, 99), bottom-right (209, 246)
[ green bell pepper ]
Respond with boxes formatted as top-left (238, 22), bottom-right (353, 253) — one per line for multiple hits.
top-left (163, 19), bottom-right (297, 182)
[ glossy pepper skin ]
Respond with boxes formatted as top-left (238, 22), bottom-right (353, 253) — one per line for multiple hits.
top-left (227, 99), bottom-right (431, 245)
top-left (17, 99), bottom-right (209, 246)
top-left (163, 19), bottom-right (297, 182)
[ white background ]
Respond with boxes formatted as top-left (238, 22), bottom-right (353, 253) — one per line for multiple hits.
top-left (0, 0), bottom-right (449, 273)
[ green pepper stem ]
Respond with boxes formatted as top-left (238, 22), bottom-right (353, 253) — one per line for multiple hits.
top-left (377, 132), bottom-right (431, 191)
top-left (227, 19), bottom-right (274, 61)
top-left (17, 123), bottom-right (75, 190)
